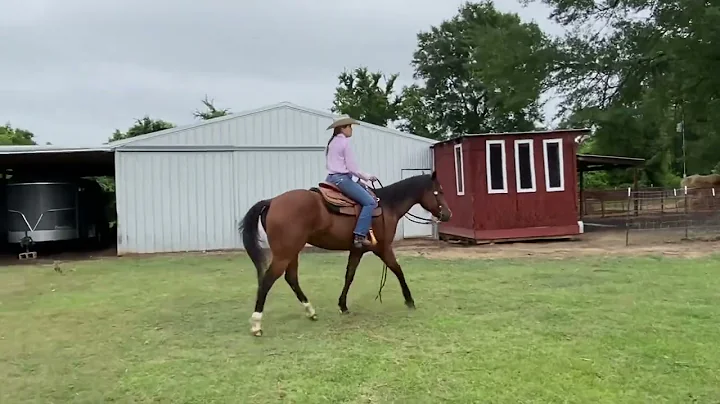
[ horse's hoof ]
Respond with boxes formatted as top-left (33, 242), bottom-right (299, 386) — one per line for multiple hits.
top-left (406, 302), bottom-right (416, 310)
top-left (309, 314), bottom-right (318, 321)
top-left (339, 309), bottom-right (350, 315)
top-left (251, 329), bottom-right (263, 337)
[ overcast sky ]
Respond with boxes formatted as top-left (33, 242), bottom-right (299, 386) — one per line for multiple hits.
top-left (1, 0), bottom-right (562, 146)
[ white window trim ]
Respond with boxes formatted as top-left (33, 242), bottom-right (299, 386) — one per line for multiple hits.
top-left (543, 138), bottom-right (565, 192)
top-left (514, 139), bottom-right (537, 193)
top-left (453, 143), bottom-right (465, 196)
top-left (486, 139), bottom-right (508, 194)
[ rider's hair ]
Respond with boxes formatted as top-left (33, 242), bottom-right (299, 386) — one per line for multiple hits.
top-left (325, 125), bottom-right (347, 155)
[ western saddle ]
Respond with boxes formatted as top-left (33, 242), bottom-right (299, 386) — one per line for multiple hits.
top-left (310, 182), bottom-right (383, 217)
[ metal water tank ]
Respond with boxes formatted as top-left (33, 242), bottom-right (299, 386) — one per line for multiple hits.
top-left (6, 182), bottom-right (80, 243)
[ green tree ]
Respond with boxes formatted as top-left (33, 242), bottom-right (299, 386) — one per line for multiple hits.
top-left (0, 123), bottom-right (37, 145)
top-left (193, 95), bottom-right (230, 120)
top-left (108, 116), bottom-right (175, 143)
top-left (396, 84), bottom-right (442, 139)
top-left (525, 0), bottom-right (720, 183)
top-left (331, 66), bottom-right (402, 126)
top-left (405, 1), bottom-right (556, 138)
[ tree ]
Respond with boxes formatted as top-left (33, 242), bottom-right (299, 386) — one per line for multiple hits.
top-left (0, 123), bottom-right (37, 145)
top-left (395, 84), bottom-right (442, 139)
top-left (193, 95), bottom-right (230, 120)
top-left (523, 0), bottom-right (720, 184)
top-left (108, 116), bottom-right (175, 143)
top-left (404, 1), bottom-right (556, 138)
top-left (331, 66), bottom-right (402, 126)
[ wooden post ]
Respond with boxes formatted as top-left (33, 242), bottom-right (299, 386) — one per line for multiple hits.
top-left (633, 168), bottom-right (639, 217)
top-left (684, 186), bottom-right (689, 240)
top-left (625, 187), bottom-right (632, 246)
top-left (579, 169), bottom-right (585, 219)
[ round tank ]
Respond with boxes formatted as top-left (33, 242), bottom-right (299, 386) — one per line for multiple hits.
top-left (6, 182), bottom-right (80, 243)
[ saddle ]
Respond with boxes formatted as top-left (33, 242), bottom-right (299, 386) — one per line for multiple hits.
top-left (310, 182), bottom-right (383, 217)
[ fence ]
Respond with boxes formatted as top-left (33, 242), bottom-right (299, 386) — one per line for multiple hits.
top-left (581, 186), bottom-right (720, 245)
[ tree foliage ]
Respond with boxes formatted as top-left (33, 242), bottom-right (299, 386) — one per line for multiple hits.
top-left (193, 95), bottom-right (230, 120)
top-left (331, 67), bottom-right (402, 127)
top-left (0, 123), bottom-right (37, 145)
top-left (108, 116), bottom-right (175, 143)
top-left (524, 0), bottom-right (720, 184)
top-left (331, 2), bottom-right (556, 140)
top-left (408, 1), bottom-right (555, 137)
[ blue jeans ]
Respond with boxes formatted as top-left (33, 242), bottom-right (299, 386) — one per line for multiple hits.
top-left (326, 173), bottom-right (377, 237)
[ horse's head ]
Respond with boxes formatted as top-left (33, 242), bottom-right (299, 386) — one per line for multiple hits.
top-left (418, 171), bottom-right (452, 222)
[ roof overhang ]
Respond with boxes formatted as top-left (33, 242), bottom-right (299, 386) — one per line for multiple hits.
top-left (577, 153), bottom-right (645, 172)
top-left (0, 146), bottom-right (115, 177)
top-left (431, 128), bottom-right (592, 148)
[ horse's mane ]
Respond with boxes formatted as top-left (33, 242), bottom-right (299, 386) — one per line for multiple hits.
top-left (373, 174), bottom-right (433, 208)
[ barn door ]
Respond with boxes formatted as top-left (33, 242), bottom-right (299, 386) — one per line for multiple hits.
top-left (401, 169), bottom-right (434, 238)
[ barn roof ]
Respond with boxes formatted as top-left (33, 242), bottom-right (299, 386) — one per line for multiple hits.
top-left (107, 101), bottom-right (437, 148)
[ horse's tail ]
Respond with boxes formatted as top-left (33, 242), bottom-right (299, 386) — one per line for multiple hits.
top-left (238, 199), bottom-right (271, 285)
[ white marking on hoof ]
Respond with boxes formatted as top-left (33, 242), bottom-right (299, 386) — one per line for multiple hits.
top-left (249, 312), bottom-right (263, 336)
top-left (302, 302), bottom-right (317, 320)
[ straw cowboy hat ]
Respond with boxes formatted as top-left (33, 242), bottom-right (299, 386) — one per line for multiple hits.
top-left (326, 116), bottom-right (359, 130)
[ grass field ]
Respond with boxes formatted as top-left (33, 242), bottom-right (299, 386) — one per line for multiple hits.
top-left (2, 251), bottom-right (720, 403)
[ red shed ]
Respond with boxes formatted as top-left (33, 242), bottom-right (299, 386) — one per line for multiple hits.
top-left (432, 129), bottom-right (589, 243)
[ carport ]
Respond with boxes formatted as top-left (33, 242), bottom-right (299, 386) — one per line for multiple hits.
top-left (0, 145), bottom-right (116, 255)
top-left (577, 153), bottom-right (645, 220)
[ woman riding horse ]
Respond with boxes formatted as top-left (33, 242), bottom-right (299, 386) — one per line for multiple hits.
top-left (239, 116), bottom-right (453, 337)
top-left (324, 116), bottom-right (378, 248)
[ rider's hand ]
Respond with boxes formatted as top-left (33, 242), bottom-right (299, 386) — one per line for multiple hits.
top-left (366, 174), bottom-right (378, 182)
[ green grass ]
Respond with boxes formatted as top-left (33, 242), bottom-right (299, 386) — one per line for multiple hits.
top-left (2, 252), bottom-right (720, 403)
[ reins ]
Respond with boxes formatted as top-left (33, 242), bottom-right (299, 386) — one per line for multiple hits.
top-left (368, 177), bottom-right (437, 303)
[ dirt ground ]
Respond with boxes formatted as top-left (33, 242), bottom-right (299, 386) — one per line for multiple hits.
top-left (2, 228), bottom-right (718, 266)
top-left (392, 229), bottom-right (720, 260)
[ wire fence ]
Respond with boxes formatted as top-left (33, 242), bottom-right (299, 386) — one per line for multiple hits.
top-left (581, 187), bottom-right (720, 245)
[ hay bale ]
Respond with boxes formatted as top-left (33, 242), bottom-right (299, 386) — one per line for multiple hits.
top-left (680, 174), bottom-right (720, 189)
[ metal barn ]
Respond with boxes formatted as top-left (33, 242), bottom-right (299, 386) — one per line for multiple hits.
top-left (432, 129), bottom-right (589, 243)
top-left (110, 102), bottom-right (437, 254)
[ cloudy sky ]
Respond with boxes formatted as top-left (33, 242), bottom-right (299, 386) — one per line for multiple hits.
top-left (2, 0), bottom-right (563, 146)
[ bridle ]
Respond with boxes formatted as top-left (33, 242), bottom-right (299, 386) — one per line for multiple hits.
top-left (369, 179), bottom-right (443, 225)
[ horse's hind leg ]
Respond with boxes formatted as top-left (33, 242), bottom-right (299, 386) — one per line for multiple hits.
top-left (284, 256), bottom-right (318, 321)
top-left (250, 257), bottom-right (289, 337)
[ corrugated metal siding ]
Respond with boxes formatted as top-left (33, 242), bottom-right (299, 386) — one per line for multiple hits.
top-left (115, 105), bottom-right (436, 254)
top-left (121, 107), bottom-right (331, 147)
top-left (115, 151), bottom-right (238, 254)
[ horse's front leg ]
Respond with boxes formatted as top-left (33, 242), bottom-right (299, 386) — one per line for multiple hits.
top-left (338, 250), bottom-right (364, 314)
top-left (373, 247), bottom-right (415, 309)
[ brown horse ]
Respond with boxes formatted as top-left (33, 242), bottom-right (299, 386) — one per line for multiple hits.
top-left (238, 172), bottom-right (452, 336)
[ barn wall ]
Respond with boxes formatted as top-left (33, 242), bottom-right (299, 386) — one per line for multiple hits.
top-left (435, 131), bottom-right (582, 241)
top-left (470, 132), bottom-right (580, 232)
top-left (434, 140), bottom-right (477, 239)
top-left (115, 151), bottom-right (238, 254)
top-left (114, 104), bottom-right (437, 254)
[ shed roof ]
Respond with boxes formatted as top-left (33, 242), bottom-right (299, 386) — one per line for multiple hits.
top-left (431, 128), bottom-right (592, 148)
top-left (107, 101), bottom-right (438, 148)
top-left (0, 145), bottom-right (114, 177)
top-left (577, 153), bottom-right (645, 172)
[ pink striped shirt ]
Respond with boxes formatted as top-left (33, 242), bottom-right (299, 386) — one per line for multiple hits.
top-left (326, 134), bottom-right (370, 180)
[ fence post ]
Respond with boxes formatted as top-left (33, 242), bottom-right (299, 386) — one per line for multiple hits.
top-left (625, 187), bottom-right (632, 246)
top-left (684, 186), bottom-right (689, 240)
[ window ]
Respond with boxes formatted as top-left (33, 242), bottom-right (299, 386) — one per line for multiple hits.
top-left (454, 143), bottom-right (465, 195)
top-left (543, 138), bottom-right (564, 192)
top-left (514, 139), bottom-right (536, 193)
top-left (486, 140), bottom-right (508, 194)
